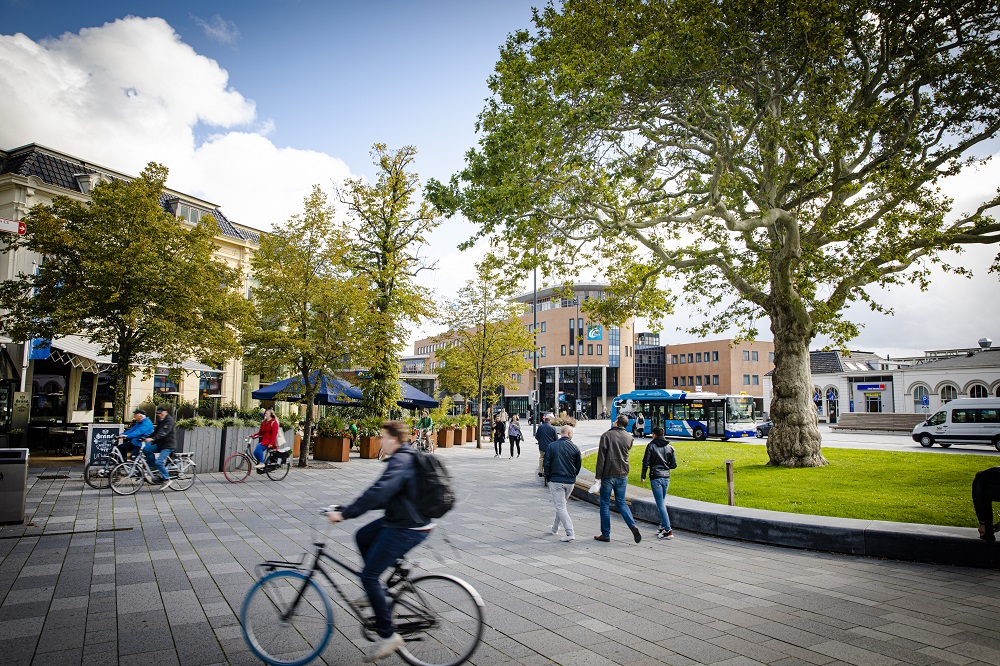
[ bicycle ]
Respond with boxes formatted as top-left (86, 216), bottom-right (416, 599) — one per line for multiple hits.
top-left (240, 508), bottom-right (485, 666)
top-left (84, 443), bottom-right (128, 490)
top-left (413, 428), bottom-right (436, 454)
top-left (108, 449), bottom-right (197, 495)
top-left (224, 437), bottom-right (292, 483)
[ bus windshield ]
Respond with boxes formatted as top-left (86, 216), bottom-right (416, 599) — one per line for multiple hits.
top-left (726, 397), bottom-right (755, 423)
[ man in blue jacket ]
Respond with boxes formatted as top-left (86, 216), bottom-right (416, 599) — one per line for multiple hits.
top-left (117, 409), bottom-right (153, 460)
top-left (535, 412), bottom-right (558, 480)
top-left (544, 424), bottom-right (582, 542)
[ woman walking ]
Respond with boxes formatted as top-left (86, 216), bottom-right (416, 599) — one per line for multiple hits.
top-left (493, 416), bottom-right (507, 458)
top-left (508, 416), bottom-right (523, 458)
top-left (640, 426), bottom-right (677, 539)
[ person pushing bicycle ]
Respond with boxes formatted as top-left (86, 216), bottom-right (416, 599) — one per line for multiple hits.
top-left (325, 420), bottom-right (433, 662)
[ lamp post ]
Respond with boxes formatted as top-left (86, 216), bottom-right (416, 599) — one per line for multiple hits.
top-left (575, 292), bottom-right (581, 420)
top-left (532, 264), bottom-right (538, 435)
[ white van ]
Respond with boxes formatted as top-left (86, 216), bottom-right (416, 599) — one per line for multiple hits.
top-left (911, 398), bottom-right (1000, 451)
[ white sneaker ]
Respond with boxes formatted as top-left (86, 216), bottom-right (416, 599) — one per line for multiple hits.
top-left (159, 480), bottom-right (174, 491)
top-left (255, 463), bottom-right (265, 470)
top-left (550, 527), bottom-right (558, 535)
top-left (364, 632), bottom-right (404, 662)
top-left (560, 535), bottom-right (575, 542)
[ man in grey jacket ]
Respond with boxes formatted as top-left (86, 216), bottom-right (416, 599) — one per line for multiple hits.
top-left (544, 424), bottom-right (582, 542)
top-left (594, 414), bottom-right (641, 543)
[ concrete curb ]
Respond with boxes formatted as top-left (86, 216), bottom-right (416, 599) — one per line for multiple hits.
top-left (570, 466), bottom-right (999, 569)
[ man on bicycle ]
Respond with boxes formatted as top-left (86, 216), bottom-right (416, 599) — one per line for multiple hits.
top-left (326, 420), bottom-right (431, 662)
top-left (416, 409), bottom-right (433, 448)
top-left (117, 409), bottom-right (153, 460)
top-left (142, 406), bottom-right (176, 490)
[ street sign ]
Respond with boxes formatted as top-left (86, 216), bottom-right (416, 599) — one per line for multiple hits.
top-left (921, 395), bottom-right (929, 407)
top-left (0, 217), bottom-right (26, 235)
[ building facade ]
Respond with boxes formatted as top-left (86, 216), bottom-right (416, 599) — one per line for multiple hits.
top-left (664, 339), bottom-right (775, 410)
top-left (0, 144), bottom-right (262, 431)
top-left (634, 332), bottom-right (666, 390)
top-left (408, 283), bottom-right (636, 419)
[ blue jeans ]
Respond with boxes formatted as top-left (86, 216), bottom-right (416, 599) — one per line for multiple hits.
top-left (356, 518), bottom-right (430, 638)
top-left (599, 476), bottom-right (636, 538)
top-left (142, 443), bottom-right (172, 481)
top-left (650, 477), bottom-right (672, 532)
top-left (254, 443), bottom-right (268, 464)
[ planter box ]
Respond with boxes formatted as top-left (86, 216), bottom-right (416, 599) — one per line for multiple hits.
top-left (465, 425), bottom-right (476, 443)
top-left (437, 428), bottom-right (455, 448)
top-left (314, 436), bottom-right (350, 462)
top-left (293, 433), bottom-right (302, 458)
top-left (358, 435), bottom-right (380, 459)
top-left (454, 427), bottom-right (466, 445)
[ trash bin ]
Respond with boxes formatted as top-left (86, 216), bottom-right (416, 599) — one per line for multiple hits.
top-left (0, 448), bottom-right (29, 525)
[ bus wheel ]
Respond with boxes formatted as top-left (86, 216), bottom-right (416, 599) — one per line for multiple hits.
top-left (693, 427), bottom-right (706, 440)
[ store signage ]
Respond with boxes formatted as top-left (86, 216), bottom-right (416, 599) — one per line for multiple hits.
top-left (0, 217), bottom-right (26, 235)
top-left (856, 383), bottom-right (886, 391)
top-left (586, 325), bottom-right (603, 341)
top-left (86, 424), bottom-right (123, 464)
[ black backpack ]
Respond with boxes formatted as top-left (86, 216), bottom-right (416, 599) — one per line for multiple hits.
top-left (413, 451), bottom-right (456, 519)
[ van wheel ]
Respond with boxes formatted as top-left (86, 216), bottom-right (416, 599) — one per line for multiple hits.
top-left (693, 427), bottom-right (706, 441)
top-left (938, 441), bottom-right (951, 448)
top-left (993, 437), bottom-right (1000, 452)
top-left (919, 434), bottom-right (934, 448)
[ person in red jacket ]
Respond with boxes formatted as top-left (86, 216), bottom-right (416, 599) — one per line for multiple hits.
top-left (251, 409), bottom-right (279, 470)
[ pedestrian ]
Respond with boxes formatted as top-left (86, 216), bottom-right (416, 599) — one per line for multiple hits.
top-left (972, 466), bottom-right (1000, 541)
top-left (641, 426), bottom-right (677, 540)
top-left (535, 412), bottom-right (558, 480)
top-left (633, 412), bottom-right (646, 438)
top-left (508, 416), bottom-right (523, 458)
top-left (594, 413), bottom-right (641, 543)
top-left (544, 424), bottom-right (582, 542)
top-left (259, 406), bottom-right (267, 421)
top-left (493, 416), bottom-right (507, 458)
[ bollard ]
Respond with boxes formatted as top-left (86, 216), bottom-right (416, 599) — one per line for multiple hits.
top-left (725, 459), bottom-right (735, 506)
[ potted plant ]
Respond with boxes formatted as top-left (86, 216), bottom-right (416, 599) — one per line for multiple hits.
top-left (453, 415), bottom-right (467, 445)
top-left (314, 413), bottom-right (350, 462)
top-left (436, 415), bottom-right (455, 448)
top-left (462, 414), bottom-right (476, 443)
top-left (357, 416), bottom-right (383, 459)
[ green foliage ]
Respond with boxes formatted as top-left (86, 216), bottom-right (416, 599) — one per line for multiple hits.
top-left (430, 395), bottom-right (455, 426)
top-left (0, 163), bottom-right (250, 420)
top-left (315, 413), bottom-right (347, 438)
top-left (358, 415), bottom-right (384, 438)
top-left (583, 441), bottom-right (989, 527)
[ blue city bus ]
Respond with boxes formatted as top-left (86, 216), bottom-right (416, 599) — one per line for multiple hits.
top-left (610, 389), bottom-right (756, 440)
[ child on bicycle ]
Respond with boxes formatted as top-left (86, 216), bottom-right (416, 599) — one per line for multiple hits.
top-left (325, 420), bottom-right (432, 662)
top-left (249, 409), bottom-right (279, 470)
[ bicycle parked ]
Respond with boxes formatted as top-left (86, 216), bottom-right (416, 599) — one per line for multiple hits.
top-left (224, 437), bottom-right (292, 483)
top-left (109, 450), bottom-right (196, 495)
top-left (240, 507), bottom-right (484, 666)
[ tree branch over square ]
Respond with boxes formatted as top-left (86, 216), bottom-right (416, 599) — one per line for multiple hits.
top-left (429, 0), bottom-right (1000, 467)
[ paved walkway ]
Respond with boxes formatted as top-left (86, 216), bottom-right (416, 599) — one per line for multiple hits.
top-left (1, 436), bottom-right (998, 665)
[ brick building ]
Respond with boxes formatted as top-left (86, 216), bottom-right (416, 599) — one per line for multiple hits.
top-left (664, 339), bottom-right (775, 410)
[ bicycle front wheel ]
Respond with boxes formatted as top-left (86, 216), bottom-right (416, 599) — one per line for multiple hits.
top-left (110, 462), bottom-right (144, 496)
top-left (241, 570), bottom-right (334, 666)
top-left (223, 453), bottom-right (252, 483)
top-left (171, 459), bottom-right (197, 491)
top-left (393, 573), bottom-right (485, 666)
top-left (84, 457), bottom-right (116, 490)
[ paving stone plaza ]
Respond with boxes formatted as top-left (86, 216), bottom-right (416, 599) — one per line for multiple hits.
top-left (1, 422), bottom-right (998, 665)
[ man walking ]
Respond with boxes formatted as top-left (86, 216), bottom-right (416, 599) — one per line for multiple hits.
top-left (544, 424), bottom-right (581, 541)
top-left (535, 412), bottom-right (558, 480)
top-left (594, 414), bottom-right (641, 543)
top-left (972, 466), bottom-right (1000, 541)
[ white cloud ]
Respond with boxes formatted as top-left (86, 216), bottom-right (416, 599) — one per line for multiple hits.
top-left (0, 17), bottom-right (353, 229)
top-left (191, 14), bottom-right (240, 45)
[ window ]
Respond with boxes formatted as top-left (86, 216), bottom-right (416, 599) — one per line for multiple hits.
top-left (926, 411), bottom-right (946, 426)
top-left (712, 375), bottom-right (719, 385)
top-left (712, 351), bottom-right (719, 362)
top-left (578, 342), bottom-right (583, 355)
top-left (561, 345), bottom-right (567, 356)
top-left (743, 374), bottom-right (751, 385)
top-left (671, 354), bottom-right (678, 364)
top-left (672, 377), bottom-right (678, 387)
top-left (752, 375), bottom-right (759, 385)
top-left (742, 350), bottom-right (750, 361)
top-left (970, 384), bottom-right (988, 398)
top-left (679, 355), bottom-right (686, 364)
top-left (769, 352), bottom-right (775, 363)
top-left (541, 322), bottom-right (546, 332)
top-left (941, 385), bottom-right (957, 404)
top-left (687, 353), bottom-right (693, 363)
top-left (597, 344), bottom-right (602, 355)
top-left (569, 344), bottom-right (574, 355)
top-left (688, 376), bottom-right (694, 386)
top-left (588, 344), bottom-right (593, 355)
top-left (980, 409), bottom-right (1000, 423)
top-left (695, 352), bottom-right (702, 362)
top-left (680, 377), bottom-right (686, 386)
top-left (913, 385), bottom-right (929, 412)
top-left (541, 346), bottom-right (546, 357)
top-left (752, 351), bottom-right (759, 362)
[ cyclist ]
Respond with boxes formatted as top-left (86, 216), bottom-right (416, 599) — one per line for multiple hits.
top-left (416, 409), bottom-right (433, 449)
top-left (117, 408), bottom-right (153, 460)
top-left (142, 406), bottom-right (176, 490)
top-left (250, 408), bottom-right (279, 470)
top-left (325, 420), bottom-right (432, 662)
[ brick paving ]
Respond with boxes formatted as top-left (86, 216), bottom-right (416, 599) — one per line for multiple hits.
top-left (1, 424), bottom-right (998, 665)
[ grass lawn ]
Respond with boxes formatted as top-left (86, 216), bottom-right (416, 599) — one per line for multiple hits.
top-left (582, 441), bottom-right (995, 527)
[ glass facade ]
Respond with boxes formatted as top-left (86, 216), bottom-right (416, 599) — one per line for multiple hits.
top-left (609, 328), bottom-right (620, 368)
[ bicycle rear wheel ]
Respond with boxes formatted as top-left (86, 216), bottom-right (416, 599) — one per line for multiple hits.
top-left (171, 459), bottom-right (197, 490)
top-left (110, 461), bottom-right (144, 496)
top-left (223, 453), bottom-right (252, 483)
top-left (241, 570), bottom-right (334, 666)
top-left (393, 573), bottom-right (485, 666)
top-left (83, 457), bottom-right (116, 490)
top-left (266, 457), bottom-right (290, 481)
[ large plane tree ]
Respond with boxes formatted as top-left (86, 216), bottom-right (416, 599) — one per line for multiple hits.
top-left (430, 0), bottom-right (1000, 467)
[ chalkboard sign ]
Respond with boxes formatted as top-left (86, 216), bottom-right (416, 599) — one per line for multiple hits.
top-left (481, 418), bottom-right (492, 440)
top-left (86, 423), bottom-right (123, 463)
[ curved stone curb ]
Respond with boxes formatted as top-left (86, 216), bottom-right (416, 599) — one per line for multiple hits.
top-left (570, 464), bottom-right (999, 569)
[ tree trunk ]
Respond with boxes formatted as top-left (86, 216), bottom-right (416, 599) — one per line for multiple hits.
top-left (766, 303), bottom-right (827, 467)
top-left (299, 388), bottom-right (314, 468)
top-left (112, 342), bottom-right (132, 422)
top-left (476, 377), bottom-right (484, 449)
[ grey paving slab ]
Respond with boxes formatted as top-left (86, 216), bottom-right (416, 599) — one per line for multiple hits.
top-left (1, 424), bottom-right (998, 665)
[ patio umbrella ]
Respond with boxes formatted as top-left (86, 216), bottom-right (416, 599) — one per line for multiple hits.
top-left (251, 372), bottom-right (362, 404)
top-left (397, 381), bottom-right (439, 409)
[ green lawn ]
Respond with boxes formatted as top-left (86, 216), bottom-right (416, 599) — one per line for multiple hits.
top-left (582, 441), bottom-right (994, 527)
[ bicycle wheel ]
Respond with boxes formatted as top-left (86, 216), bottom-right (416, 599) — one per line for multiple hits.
top-left (241, 570), bottom-right (334, 666)
top-left (110, 461), bottom-right (144, 496)
top-left (393, 574), bottom-right (485, 666)
top-left (223, 453), bottom-right (252, 483)
top-left (266, 457), bottom-right (290, 481)
top-left (83, 457), bottom-right (117, 490)
top-left (171, 459), bottom-right (197, 491)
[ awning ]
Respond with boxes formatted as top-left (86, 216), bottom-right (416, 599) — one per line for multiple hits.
top-left (179, 360), bottom-right (222, 375)
top-left (48, 335), bottom-right (113, 373)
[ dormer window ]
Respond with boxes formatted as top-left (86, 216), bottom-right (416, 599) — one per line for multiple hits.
top-left (177, 204), bottom-right (202, 223)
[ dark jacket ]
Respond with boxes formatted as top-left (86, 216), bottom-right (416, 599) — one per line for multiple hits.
top-left (341, 443), bottom-right (428, 528)
top-left (544, 436), bottom-right (582, 485)
top-left (641, 437), bottom-right (677, 480)
top-left (149, 413), bottom-right (176, 450)
top-left (493, 421), bottom-right (506, 444)
top-left (535, 421), bottom-right (558, 452)
top-left (595, 426), bottom-right (632, 480)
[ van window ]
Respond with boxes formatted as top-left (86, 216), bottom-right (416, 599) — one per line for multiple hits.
top-left (927, 411), bottom-right (946, 426)
top-left (953, 409), bottom-right (975, 423)
top-left (980, 409), bottom-right (1000, 424)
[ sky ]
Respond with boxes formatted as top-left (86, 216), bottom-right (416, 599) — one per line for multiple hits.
top-left (2, 0), bottom-right (999, 358)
